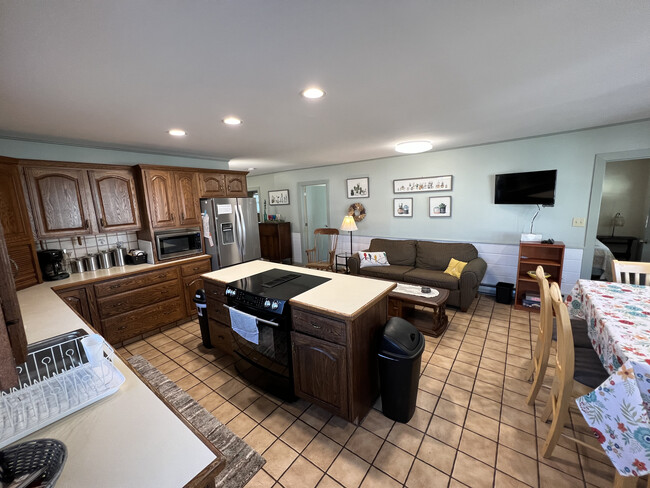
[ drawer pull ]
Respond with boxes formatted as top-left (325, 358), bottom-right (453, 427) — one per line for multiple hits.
top-left (310, 322), bottom-right (321, 329)
top-left (110, 284), bottom-right (121, 289)
top-left (118, 326), bottom-right (127, 331)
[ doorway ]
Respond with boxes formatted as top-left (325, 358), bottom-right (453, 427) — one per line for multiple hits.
top-left (299, 182), bottom-right (329, 263)
top-left (247, 187), bottom-right (260, 222)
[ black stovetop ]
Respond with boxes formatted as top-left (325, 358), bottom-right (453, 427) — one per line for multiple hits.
top-left (227, 268), bottom-right (330, 301)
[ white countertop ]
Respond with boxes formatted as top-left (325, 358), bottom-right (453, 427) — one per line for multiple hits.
top-left (13, 258), bottom-right (220, 487)
top-left (202, 260), bottom-right (396, 318)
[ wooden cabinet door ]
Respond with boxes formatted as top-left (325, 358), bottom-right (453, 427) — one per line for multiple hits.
top-left (143, 169), bottom-right (178, 229)
top-left (291, 331), bottom-right (348, 418)
top-left (24, 166), bottom-right (97, 237)
top-left (174, 171), bottom-right (201, 227)
top-left (88, 168), bottom-right (141, 232)
top-left (57, 287), bottom-right (93, 324)
top-left (0, 161), bottom-right (33, 243)
top-left (225, 174), bottom-right (247, 197)
top-left (199, 173), bottom-right (226, 198)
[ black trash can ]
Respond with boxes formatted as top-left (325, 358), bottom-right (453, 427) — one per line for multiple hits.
top-left (495, 282), bottom-right (514, 304)
top-left (193, 289), bottom-right (212, 348)
top-left (378, 317), bottom-right (425, 423)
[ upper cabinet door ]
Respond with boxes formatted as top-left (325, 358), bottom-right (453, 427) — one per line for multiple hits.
top-left (88, 168), bottom-right (141, 232)
top-left (174, 171), bottom-right (201, 227)
top-left (225, 174), bottom-right (247, 197)
top-left (143, 169), bottom-right (178, 229)
top-left (24, 166), bottom-right (97, 237)
top-left (0, 162), bottom-right (33, 243)
top-left (199, 172), bottom-right (226, 198)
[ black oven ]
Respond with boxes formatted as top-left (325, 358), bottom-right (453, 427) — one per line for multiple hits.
top-left (155, 228), bottom-right (203, 261)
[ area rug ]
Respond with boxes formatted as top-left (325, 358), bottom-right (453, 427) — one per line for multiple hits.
top-left (128, 355), bottom-right (265, 488)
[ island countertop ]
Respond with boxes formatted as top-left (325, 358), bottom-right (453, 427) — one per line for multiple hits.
top-left (202, 260), bottom-right (396, 318)
top-left (13, 255), bottom-right (224, 488)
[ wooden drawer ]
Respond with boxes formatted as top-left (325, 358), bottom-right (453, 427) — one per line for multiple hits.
top-left (208, 318), bottom-right (232, 355)
top-left (101, 297), bottom-right (184, 343)
top-left (204, 280), bottom-right (226, 303)
top-left (97, 279), bottom-right (180, 319)
top-left (180, 258), bottom-right (211, 277)
top-left (94, 267), bottom-right (179, 298)
top-left (292, 309), bottom-right (347, 345)
top-left (207, 297), bottom-right (230, 326)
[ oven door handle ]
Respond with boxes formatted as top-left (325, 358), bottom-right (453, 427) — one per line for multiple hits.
top-left (222, 304), bottom-right (280, 328)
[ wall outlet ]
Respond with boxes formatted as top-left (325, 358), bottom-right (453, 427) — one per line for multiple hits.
top-left (572, 217), bottom-right (586, 227)
top-left (97, 236), bottom-right (107, 246)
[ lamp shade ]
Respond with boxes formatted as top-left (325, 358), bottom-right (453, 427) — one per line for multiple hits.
top-left (340, 215), bottom-right (358, 232)
top-left (612, 212), bottom-right (625, 227)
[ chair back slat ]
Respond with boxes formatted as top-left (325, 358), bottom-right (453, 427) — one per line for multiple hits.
top-left (548, 282), bottom-right (575, 396)
top-left (612, 259), bottom-right (650, 285)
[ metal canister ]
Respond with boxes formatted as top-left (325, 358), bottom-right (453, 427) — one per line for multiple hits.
top-left (70, 259), bottom-right (85, 274)
top-left (112, 247), bottom-right (126, 267)
top-left (98, 250), bottom-right (112, 269)
top-left (83, 254), bottom-right (99, 272)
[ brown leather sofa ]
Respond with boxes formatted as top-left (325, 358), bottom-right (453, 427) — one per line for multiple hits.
top-left (348, 238), bottom-right (487, 312)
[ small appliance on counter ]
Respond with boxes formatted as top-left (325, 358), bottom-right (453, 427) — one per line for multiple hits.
top-left (125, 249), bottom-right (147, 265)
top-left (37, 250), bottom-right (70, 281)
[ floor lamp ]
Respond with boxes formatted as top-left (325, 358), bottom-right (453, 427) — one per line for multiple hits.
top-left (340, 216), bottom-right (358, 255)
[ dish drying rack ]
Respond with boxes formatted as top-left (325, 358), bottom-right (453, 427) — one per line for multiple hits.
top-left (0, 334), bottom-right (125, 448)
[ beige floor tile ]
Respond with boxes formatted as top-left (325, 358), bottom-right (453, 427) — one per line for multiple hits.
top-left (198, 391), bottom-right (226, 412)
top-left (176, 374), bottom-right (200, 391)
top-left (427, 415), bottom-right (463, 448)
top-left (345, 427), bottom-right (383, 463)
top-left (373, 443), bottom-right (414, 484)
top-left (441, 384), bottom-right (472, 407)
top-left (204, 370), bottom-right (232, 390)
top-left (281, 398), bottom-right (311, 417)
top-left (497, 445), bottom-right (539, 487)
top-left (245, 468), bottom-right (275, 488)
top-left (360, 409), bottom-right (394, 439)
top-left (322, 416), bottom-right (357, 445)
top-left (536, 439), bottom-right (584, 480)
top-left (455, 351), bottom-right (481, 366)
top-left (434, 398), bottom-right (467, 425)
top-left (327, 449), bottom-right (370, 488)
top-left (279, 456), bottom-right (324, 488)
top-left (211, 401), bottom-right (240, 424)
top-left (502, 388), bottom-right (534, 414)
top-left (281, 419), bottom-right (318, 453)
top-left (459, 429), bottom-right (497, 466)
top-left (579, 454), bottom-right (615, 488)
top-left (406, 407), bottom-right (432, 433)
top-left (500, 405), bottom-right (535, 435)
top-left (472, 380), bottom-right (503, 403)
top-left (499, 423), bottom-right (537, 459)
top-left (217, 377), bottom-right (247, 399)
top-left (494, 470), bottom-right (531, 487)
top-left (418, 375), bottom-right (444, 396)
top-left (227, 412), bottom-right (258, 438)
top-left (261, 406), bottom-right (297, 436)
top-left (183, 356), bottom-right (209, 373)
top-left (405, 459), bottom-right (449, 488)
top-left (186, 382), bottom-right (212, 402)
top-left (166, 366), bottom-right (189, 383)
top-left (360, 467), bottom-right (402, 488)
top-left (539, 462), bottom-right (583, 488)
top-left (422, 364), bottom-right (449, 381)
top-left (417, 434), bottom-right (457, 474)
top-left (230, 386), bottom-right (262, 411)
top-left (415, 389), bottom-right (438, 412)
top-left (386, 423), bottom-right (424, 455)
top-left (451, 451), bottom-right (495, 488)
top-left (316, 475), bottom-right (344, 488)
top-left (469, 394), bottom-right (501, 420)
top-left (243, 425), bottom-right (277, 455)
top-left (263, 440), bottom-right (299, 480)
top-left (301, 404), bottom-right (334, 430)
top-left (452, 361), bottom-right (479, 378)
top-left (464, 410), bottom-right (499, 439)
top-left (446, 371), bottom-right (475, 391)
top-left (244, 396), bottom-right (278, 423)
top-left (304, 433), bottom-right (343, 471)
top-left (475, 368), bottom-right (505, 388)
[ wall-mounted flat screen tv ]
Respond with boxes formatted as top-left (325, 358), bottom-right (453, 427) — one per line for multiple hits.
top-left (494, 169), bottom-right (557, 205)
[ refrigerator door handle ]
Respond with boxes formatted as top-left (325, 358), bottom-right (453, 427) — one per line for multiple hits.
top-left (239, 204), bottom-right (247, 258)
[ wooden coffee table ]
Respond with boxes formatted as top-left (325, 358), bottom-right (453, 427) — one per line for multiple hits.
top-left (388, 284), bottom-right (450, 337)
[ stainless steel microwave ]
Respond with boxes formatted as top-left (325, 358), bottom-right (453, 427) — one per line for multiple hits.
top-left (155, 228), bottom-right (203, 261)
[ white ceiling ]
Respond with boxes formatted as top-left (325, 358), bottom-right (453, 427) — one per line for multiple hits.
top-left (1, 1), bottom-right (649, 175)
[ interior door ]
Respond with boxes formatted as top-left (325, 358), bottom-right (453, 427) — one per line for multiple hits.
top-left (642, 206), bottom-right (650, 262)
top-left (301, 183), bottom-right (329, 262)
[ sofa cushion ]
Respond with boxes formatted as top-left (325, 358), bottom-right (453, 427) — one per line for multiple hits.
top-left (360, 265), bottom-right (414, 281)
top-left (403, 268), bottom-right (460, 290)
top-left (368, 239), bottom-right (416, 266)
top-left (444, 258), bottom-right (468, 279)
top-left (416, 241), bottom-right (479, 271)
top-left (358, 251), bottom-right (390, 268)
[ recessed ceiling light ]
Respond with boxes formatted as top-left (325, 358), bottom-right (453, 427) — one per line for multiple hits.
top-left (168, 129), bottom-right (186, 137)
top-left (395, 141), bottom-right (433, 154)
top-left (223, 117), bottom-right (242, 125)
top-left (301, 87), bottom-right (325, 99)
top-left (247, 167), bottom-right (255, 171)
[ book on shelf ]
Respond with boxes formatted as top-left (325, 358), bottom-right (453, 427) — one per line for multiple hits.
top-left (524, 292), bottom-right (540, 302)
top-left (522, 298), bottom-right (541, 309)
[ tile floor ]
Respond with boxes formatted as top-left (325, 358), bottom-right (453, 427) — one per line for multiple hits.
top-left (116, 294), bottom-right (637, 488)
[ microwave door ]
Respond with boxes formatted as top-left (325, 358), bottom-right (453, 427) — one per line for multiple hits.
top-left (215, 199), bottom-right (242, 267)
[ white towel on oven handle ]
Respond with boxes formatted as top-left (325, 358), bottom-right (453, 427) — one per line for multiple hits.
top-left (229, 307), bottom-right (259, 345)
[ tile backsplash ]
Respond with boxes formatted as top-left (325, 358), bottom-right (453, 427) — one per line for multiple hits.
top-left (37, 231), bottom-right (140, 259)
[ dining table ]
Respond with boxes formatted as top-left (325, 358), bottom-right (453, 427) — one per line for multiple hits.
top-left (567, 279), bottom-right (650, 483)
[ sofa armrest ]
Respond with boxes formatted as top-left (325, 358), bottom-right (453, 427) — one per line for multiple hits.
top-left (348, 253), bottom-right (361, 275)
top-left (460, 257), bottom-right (487, 288)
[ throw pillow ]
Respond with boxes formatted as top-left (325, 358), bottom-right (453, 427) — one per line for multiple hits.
top-left (444, 258), bottom-right (468, 278)
top-left (359, 251), bottom-right (390, 268)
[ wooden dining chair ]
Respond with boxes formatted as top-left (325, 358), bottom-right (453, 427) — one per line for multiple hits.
top-left (305, 228), bottom-right (339, 272)
top-left (525, 266), bottom-right (592, 406)
top-left (612, 259), bottom-right (650, 285)
top-left (540, 281), bottom-right (609, 458)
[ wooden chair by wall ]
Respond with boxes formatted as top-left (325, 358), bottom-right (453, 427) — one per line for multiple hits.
top-left (305, 228), bottom-right (339, 272)
top-left (612, 259), bottom-right (650, 285)
top-left (540, 281), bottom-right (608, 459)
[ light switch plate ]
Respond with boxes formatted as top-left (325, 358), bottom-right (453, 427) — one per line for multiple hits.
top-left (572, 217), bottom-right (586, 227)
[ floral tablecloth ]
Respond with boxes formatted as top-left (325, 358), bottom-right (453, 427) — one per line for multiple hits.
top-left (567, 280), bottom-right (650, 476)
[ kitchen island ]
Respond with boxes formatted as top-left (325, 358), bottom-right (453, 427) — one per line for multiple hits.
top-left (12, 257), bottom-right (225, 488)
top-left (202, 260), bottom-right (396, 423)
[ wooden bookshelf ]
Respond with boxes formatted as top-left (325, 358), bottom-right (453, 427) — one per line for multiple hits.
top-left (515, 241), bottom-right (565, 312)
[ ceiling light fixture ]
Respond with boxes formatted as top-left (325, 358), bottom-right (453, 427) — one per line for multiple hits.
top-left (395, 141), bottom-right (433, 154)
top-left (223, 117), bottom-right (242, 125)
top-left (247, 167), bottom-right (255, 171)
top-left (301, 87), bottom-right (325, 99)
top-left (168, 129), bottom-right (186, 137)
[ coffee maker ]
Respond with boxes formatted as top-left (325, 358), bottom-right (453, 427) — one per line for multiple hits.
top-left (37, 249), bottom-right (70, 281)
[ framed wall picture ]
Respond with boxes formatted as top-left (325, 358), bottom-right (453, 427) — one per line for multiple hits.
top-left (393, 198), bottom-right (413, 217)
top-left (268, 189), bottom-right (290, 205)
top-left (347, 177), bottom-right (369, 198)
top-left (429, 196), bottom-right (451, 217)
top-left (393, 175), bottom-right (452, 193)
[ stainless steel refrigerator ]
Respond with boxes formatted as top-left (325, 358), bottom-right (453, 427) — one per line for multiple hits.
top-left (200, 198), bottom-right (261, 269)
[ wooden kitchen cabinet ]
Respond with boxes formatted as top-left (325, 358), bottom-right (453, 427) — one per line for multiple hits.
top-left (88, 167), bottom-right (141, 232)
top-left (56, 286), bottom-right (95, 325)
top-left (23, 165), bottom-right (97, 237)
top-left (180, 256), bottom-right (211, 316)
top-left (259, 222), bottom-right (292, 263)
top-left (204, 280), bottom-right (232, 354)
top-left (199, 172), bottom-right (227, 198)
top-left (225, 174), bottom-right (247, 197)
top-left (174, 171), bottom-right (202, 227)
top-left (142, 169), bottom-right (179, 229)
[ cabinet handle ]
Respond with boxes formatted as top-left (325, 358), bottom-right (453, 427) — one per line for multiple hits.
top-left (100, 217), bottom-right (105, 227)
top-left (84, 219), bottom-right (89, 229)
top-left (9, 258), bottom-right (18, 279)
top-left (170, 213), bottom-right (174, 221)
top-left (110, 284), bottom-right (121, 289)
top-left (181, 212), bottom-right (185, 221)
top-left (118, 326), bottom-right (127, 331)
top-left (310, 321), bottom-right (321, 329)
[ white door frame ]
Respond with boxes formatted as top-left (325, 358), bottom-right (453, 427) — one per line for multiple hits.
top-left (298, 180), bottom-right (330, 263)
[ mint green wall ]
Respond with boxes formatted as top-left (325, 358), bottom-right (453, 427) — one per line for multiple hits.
top-left (249, 120), bottom-right (650, 250)
top-left (0, 137), bottom-right (229, 169)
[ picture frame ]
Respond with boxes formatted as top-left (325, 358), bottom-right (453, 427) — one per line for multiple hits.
top-left (429, 196), bottom-right (451, 217)
top-left (393, 175), bottom-right (452, 193)
top-left (268, 189), bottom-right (290, 205)
top-left (346, 177), bottom-right (369, 198)
top-left (393, 198), bottom-right (413, 217)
